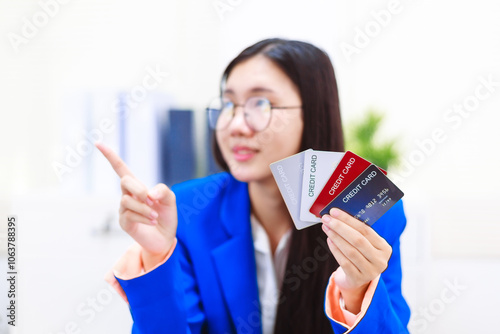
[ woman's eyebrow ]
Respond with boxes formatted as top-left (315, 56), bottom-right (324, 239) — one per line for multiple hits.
top-left (222, 88), bottom-right (235, 95)
top-left (223, 87), bottom-right (275, 95)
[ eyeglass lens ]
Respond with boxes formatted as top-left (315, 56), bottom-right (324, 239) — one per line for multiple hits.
top-left (208, 97), bottom-right (272, 131)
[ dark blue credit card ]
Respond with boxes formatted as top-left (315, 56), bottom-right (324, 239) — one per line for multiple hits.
top-left (319, 164), bottom-right (404, 225)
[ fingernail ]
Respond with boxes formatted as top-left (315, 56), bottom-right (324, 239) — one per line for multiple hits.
top-left (329, 208), bottom-right (340, 217)
top-left (150, 219), bottom-right (157, 225)
top-left (150, 211), bottom-right (158, 219)
top-left (322, 223), bottom-right (330, 232)
top-left (322, 215), bottom-right (331, 223)
top-left (146, 198), bottom-right (154, 206)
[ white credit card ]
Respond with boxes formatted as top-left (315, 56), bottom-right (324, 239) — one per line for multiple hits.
top-left (299, 150), bottom-right (344, 222)
top-left (269, 150), bottom-right (311, 229)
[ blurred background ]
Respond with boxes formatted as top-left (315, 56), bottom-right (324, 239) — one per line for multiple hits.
top-left (1, 0), bottom-right (499, 333)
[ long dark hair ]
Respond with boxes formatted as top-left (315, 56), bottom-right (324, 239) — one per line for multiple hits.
top-left (213, 38), bottom-right (344, 333)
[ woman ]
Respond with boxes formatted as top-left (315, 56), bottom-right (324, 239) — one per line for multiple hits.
top-left (97, 38), bottom-right (410, 333)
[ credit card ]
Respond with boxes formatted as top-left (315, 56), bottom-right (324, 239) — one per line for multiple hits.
top-left (319, 164), bottom-right (403, 225)
top-left (300, 149), bottom-right (344, 222)
top-left (270, 150), bottom-right (312, 229)
top-left (309, 151), bottom-right (386, 217)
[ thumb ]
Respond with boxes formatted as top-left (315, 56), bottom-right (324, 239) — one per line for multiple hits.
top-left (148, 183), bottom-right (176, 206)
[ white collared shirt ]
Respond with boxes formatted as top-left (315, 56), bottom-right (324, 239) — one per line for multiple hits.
top-left (250, 215), bottom-right (292, 334)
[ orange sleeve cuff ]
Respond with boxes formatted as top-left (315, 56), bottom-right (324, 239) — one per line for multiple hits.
top-left (104, 239), bottom-right (177, 303)
top-left (325, 270), bottom-right (380, 329)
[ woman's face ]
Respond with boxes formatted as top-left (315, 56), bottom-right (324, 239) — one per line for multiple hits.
top-left (216, 54), bottom-right (304, 183)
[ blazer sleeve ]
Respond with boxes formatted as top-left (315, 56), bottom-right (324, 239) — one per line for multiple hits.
top-left (115, 240), bottom-right (206, 334)
top-left (327, 200), bottom-right (411, 333)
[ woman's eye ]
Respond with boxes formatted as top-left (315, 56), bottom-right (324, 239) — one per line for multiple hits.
top-left (256, 99), bottom-right (266, 107)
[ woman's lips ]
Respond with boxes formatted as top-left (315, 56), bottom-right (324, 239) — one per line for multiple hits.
top-left (232, 146), bottom-right (258, 162)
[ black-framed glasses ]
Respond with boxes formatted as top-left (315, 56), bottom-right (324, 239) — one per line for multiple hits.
top-left (206, 96), bottom-right (302, 132)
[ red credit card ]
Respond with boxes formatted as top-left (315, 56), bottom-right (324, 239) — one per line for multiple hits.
top-left (309, 151), bottom-right (386, 217)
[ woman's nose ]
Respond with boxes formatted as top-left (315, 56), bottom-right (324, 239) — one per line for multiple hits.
top-left (228, 105), bottom-right (253, 135)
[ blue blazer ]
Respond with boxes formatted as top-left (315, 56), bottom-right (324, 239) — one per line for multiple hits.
top-left (116, 172), bottom-right (411, 333)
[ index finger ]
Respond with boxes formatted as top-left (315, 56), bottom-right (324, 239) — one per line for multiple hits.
top-left (95, 142), bottom-right (134, 178)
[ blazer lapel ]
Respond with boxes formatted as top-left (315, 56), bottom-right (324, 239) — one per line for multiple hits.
top-left (211, 176), bottom-right (262, 334)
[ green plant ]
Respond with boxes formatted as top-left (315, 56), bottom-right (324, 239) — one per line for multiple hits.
top-left (345, 109), bottom-right (400, 170)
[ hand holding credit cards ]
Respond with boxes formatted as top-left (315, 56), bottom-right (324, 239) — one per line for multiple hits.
top-left (270, 149), bottom-right (404, 230)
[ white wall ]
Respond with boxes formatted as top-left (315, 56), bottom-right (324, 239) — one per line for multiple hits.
top-left (0, 0), bottom-right (499, 333)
